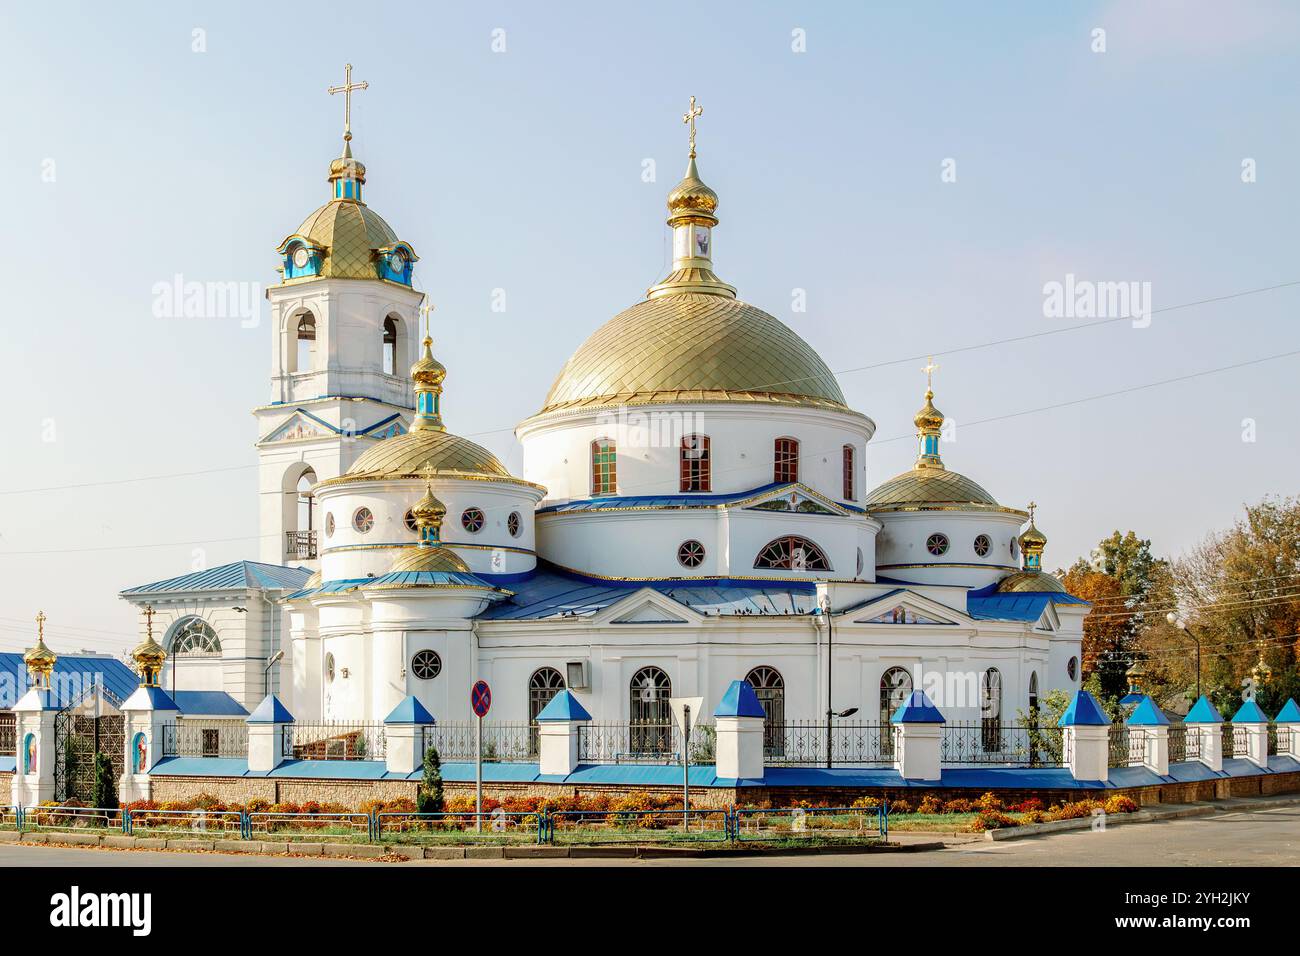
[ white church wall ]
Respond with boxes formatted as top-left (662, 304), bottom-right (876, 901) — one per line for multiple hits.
top-left (872, 510), bottom-right (1026, 589)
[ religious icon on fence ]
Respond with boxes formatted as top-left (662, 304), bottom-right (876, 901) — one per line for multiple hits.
top-left (133, 732), bottom-right (148, 773)
top-left (23, 734), bottom-right (36, 775)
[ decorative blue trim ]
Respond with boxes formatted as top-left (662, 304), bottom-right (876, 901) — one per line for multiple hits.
top-left (1275, 698), bottom-right (1300, 723)
top-left (247, 694), bottom-right (294, 724)
top-left (384, 695), bottom-right (435, 725)
top-left (1059, 690), bottom-right (1110, 727)
top-left (713, 680), bottom-right (765, 719)
top-left (535, 690), bottom-right (593, 723)
top-left (122, 685), bottom-right (181, 712)
top-left (1231, 699), bottom-right (1269, 724)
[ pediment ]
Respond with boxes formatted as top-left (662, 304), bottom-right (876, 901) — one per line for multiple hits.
top-left (847, 590), bottom-right (965, 626)
top-left (740, 483), bottom-right (848, 516)
top-left (594, 588), bottom-right (701, 626)
top-left (260, 411), bottom-right (331, 444)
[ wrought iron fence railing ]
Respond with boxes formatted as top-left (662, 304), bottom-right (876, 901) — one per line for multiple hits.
top-left (577, 722), bottom-right (716, 765)
top-left (1224, 724), bottom-right (1248, 759)
top-left (0, 714), bottom-right (15, 756)
top-left (162, 720), bottom-right (249, 758)
top-left (420, 722), bottom-right (540, 762)
top-left (1270, 723), bottom-right (1292, 755)
top-left (1108, 725), bottom-right (1130, 768)
top-left (765, 721), bottom-right (891, 766)
top-left (285, 530), bottom-right (317, 559)
top-left (289, 721), bottom-right (386, 761)
top-left (941, 722), bottom-right (1066, 767)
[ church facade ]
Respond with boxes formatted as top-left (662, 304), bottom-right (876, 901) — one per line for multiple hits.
top-left (121, 81), bottom-right (1090, 742)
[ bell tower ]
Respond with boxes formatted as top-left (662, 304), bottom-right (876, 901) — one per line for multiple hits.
top-left (254, 64), bottom-right (425, 566)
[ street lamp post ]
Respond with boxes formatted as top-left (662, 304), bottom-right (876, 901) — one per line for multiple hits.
top-left (815, 598), bottom-right (858, 768)
top-left (1166, 612), bottom-right (1202, 701)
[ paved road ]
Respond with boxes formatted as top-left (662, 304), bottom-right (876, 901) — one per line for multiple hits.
top-left (0, 804), bottom-right (1296, 866)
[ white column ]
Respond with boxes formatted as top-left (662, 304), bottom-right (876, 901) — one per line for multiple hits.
top-left (1064, 725), bottom-right (1109, 782)
top-left (714, 715), bottom-right (764, 780)
top-left (1138, 726), bottom-right (1169, 776)
top-left (894, 723), bottom-right (942, 781)
top-left (1195, 723), bottom-right (1223, 772)
top-left (1241, 724), bottom-right (1268, 768)
top-left (386, 724), bottom-right (424, 775)
top-left (1282, 721), bottom-right (1300, 758)
top-left (10, 689), bottom-right (57, 808)
top-left (538, 720), bottom-right (582, 776)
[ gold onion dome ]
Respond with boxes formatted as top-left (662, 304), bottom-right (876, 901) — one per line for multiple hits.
top-left (287, 199), bottom-right (400, 280)
top-left (410, 336), bottom-right (447, 387)
top-left (24, 614), bottom-right (57, 678)
top-left (914, 390), bottom-right (944, 432)
top-left (411, 485), bottom-right (447, 524)
top-left (131, 631), bottom-right (167, 678)
top-left (1019, 520), bottom-right (1048, 553)
top-left (666, 156), bottom-right (719, 223)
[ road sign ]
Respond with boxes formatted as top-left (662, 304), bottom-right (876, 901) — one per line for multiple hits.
top-left (669, 696), bottom-right (704, 735)
top-left (471, 680), bottom-right (492, 718)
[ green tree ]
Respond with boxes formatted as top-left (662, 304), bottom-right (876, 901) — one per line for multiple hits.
top-left (417, 746), bottom-right (444, 815)
top-left (92, 751), bottom-right (118, 810)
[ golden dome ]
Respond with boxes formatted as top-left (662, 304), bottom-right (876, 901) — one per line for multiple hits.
top-left (864, 466), bottom-right (1003, 512)
top-left (411, 485), bottom-right (447, 524)
top-left (410, 336), bottom-right (446, 387)
top-left (131, 632), bottom-right (167, 685)
top-left (387, 544), bottom-right (471, 574)
top-left (285, 199), bottom-right (399, 280)
top-left (996, 570), bottom-right (1069, 594)
top-left (535, 294), bottom-right (851, 417)
top-left (330, 428), bottom-right (515, 483)
top-left (1019, 521), bottom-right (1048, 552)
top-left (914, 390), bottom-right (944, 432)
top-left (667, 156), bottom-right (719, 224)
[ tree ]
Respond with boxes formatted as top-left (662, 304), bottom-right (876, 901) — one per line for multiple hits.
top-left (92, 751), bottom-right (118, 810)
top-left (417, 745), bottom-right (444, 815)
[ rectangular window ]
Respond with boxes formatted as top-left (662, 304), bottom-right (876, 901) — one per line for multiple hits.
top-left (680, 435), bottom-right (711, 492)
top-left (842, 444), bottom-right (855, 500)
top-left (774, 438), bottom-right (799, 484)
top-left (591, 440), bottom-right (617, 496)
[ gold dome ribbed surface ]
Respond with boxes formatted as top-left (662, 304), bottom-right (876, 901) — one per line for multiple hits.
top-left (411, 486), bottom-right (446, 523)
top-left (410, 337), bottom-right (446, 386)
top-left (914, 390), bottom-right (944, 432)
top-left (337, 429), bottom-right (513, 481)
top-left (23, 637), bottom-right (56, 670)
top-left (537, 293), bottom-right (848, 415)
top-left (388, 545), bottom-right (470, 574)
top-left (864, 466), bottom-right (1001, 510)
top-left (996, 570), bottom-right (1069, 594)
top-left (667, 156), bottom-right (719, 219)
top-left (1019, 522), bottom-right (1048, 551)
top-left (288, 199), bottom-right (398, 279)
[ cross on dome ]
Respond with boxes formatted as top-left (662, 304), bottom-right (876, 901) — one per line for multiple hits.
top-left (327, 62), bottom-right (369, 144)
top-left (683, 95), bottom-right (704, 158)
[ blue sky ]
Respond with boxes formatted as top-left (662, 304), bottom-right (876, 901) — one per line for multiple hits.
top-left (2, 1), bottom-right (1299, 653)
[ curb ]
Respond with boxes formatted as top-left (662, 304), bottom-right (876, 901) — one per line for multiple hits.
top-left (984, 804), bottom-right (1217, 841)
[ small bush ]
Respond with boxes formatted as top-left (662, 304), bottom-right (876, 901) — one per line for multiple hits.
top-left (971, 810), bottom-right (1017, 831)
top-left (942, 798), bottom-right (973, 814)
top-left (1104, 795), bottom-right (1139, 814)
top-left (916, 795), bottom-right (943, 815)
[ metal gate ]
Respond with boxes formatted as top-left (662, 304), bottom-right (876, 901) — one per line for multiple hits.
top-left (53, 687), bottom-right (124, 803)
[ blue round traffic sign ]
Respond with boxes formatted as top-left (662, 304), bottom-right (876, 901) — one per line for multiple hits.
top-left (471, 680), bottom-right (492, 718)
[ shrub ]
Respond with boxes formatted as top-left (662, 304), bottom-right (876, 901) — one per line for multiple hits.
top-left (850, 796), bottom-right (881, 810)
top-left (1104, 795), bottom-right (1138, 814)
top-left (1006, 797), bottom-right (1044, 813)
top-left (887, 798), bottom-right (912, 815)
top-left (417, 746), bottom-right (444, 815)
top-left (975, 792), bottom-right (1003, 813)
top-left (916, 795), bottom-right (943, 815)
top-left (942, 798), bottom-right (973, 814)
top-left (971, 810), bottom-right (1017, 831)
top-left (92, 751), bottom-right (118, 810)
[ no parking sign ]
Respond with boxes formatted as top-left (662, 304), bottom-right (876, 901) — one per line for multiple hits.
top-left (471, 680), bottom-right (492, 718)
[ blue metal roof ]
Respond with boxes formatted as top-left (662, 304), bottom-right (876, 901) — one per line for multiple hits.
top-left (1060, 690), bottom-right (1110, 726)
top-left (1185, 695), bottom-right (1225, 724)
top-left (714, 680), bottom-right (765, 719)
top-left (384, 695), bottom-right (435, 725)
top-left (247, 694), bottom-right (294, 724)
top-left (892, 689), bottom-right (945, 723)
top-left (1126, 696), bottom-right (1171, 726)
top-left (966, 586), bottom-right (1090, 622)
top-left (172, 691), bottom-right (247, 717)
top-left (1276, 698), bottom-right (1300, 723)
top-left (0, 652), bottom-right (139, 710)
top-left (535, 690), bottom-right (593, 722)
top-left (121, 560), bottom-right (312, 596)
top-left (1231, 699), bottom-right (1269, 724)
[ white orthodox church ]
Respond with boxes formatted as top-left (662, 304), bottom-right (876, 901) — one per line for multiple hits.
top-left (120, 78), bottom-right (1090, 740)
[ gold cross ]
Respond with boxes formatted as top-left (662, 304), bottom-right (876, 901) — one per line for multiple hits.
top-left (328, 63), bottom-right (369, 142)
top-left (143, 605), bottom-right (155, 638)
top-left (1027, 501), bottom-right (1037, 522)
top-left (35, 610), bottom-right (45, 641)
top-left (922, 356), bottom-right (940, 391)
top-left (419, 300), bottom-right (435, 340)
top-left (682, 95), bottom-right (703, 157)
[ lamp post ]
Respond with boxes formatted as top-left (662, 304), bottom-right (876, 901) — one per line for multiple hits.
top-left (815, 597), bottom-right (859, 768)
top-left (1165, 612), bottom-right (1202, 701)
top-left (264, 649), bottom-right (285, 697)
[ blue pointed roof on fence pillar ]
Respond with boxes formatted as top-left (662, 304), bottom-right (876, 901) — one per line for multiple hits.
top-left (384, 695), bottom-right (435, 725)
top-left (1231, 699), bottom-right (1269, 724)
top-left (535, 689), bottom-right (592, 722)
top-left (1126, 696), bottom-right (1171, 726)
top-left (1275, 698), bottom-right (1300, 723)
top-left (1059, 690), bottom-right (1110, 726)
top-left (246, 694), bottom-right (294, 724)
top-left (891, 689), bottom-right (945, 723)
top-left (1184, 695), bottom-right (1224, 724)
top-left (714, 679), bottom-right (766, 719)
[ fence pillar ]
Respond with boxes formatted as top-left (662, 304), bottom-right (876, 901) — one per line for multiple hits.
top-left (384, 695), bottom-right (435, 775)
top-left (891, 690), bottom-right (944, 782)
top-left (1184, 695), bottom-right (1224, 772)
top-left (713, 680), bottom-right (766, 780)
top-left (119, 684), bottom-right (180, 804)
top-left (1126, 696), bottom-right (1170, 776)
top-left (535, 690), bottom-right (592, 775)
top-left (1060, 689), bottom-right (1110, 782)
top-left (10, 685), bottom-right (59, 808)
top-left (1231, 700), bottom-right (1269, 768)
top-left (246, 694), bottom-right (294, 772)
top-left (1276, 698), bottom-right (1300, 757)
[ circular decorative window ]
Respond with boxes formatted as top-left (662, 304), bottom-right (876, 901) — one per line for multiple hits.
top-left (507, 511), bottom-right (521, 538)
top-left (925, 533), bottom-right (949, 557)
top-left (352, 507), bottom-right (374, 534)
top-left (461, 507), bottom-right (485, 533)
top-left (1010, 538), bottom-right (1018, 557)
top-left (325, 513), bottom-right (335, 538)
top-left (1067, 656), bottom-right (1079, 681)
top-left (855, 547), bottom-right (864, 577)
top-left (411, 649), bottom-right (442, 680)
top-left (324, 652), bottom-right (336, 683)
top-left (677, 540), bottom-right (706, 568)
top-left (404, 508), bottom-right (418, 533)
top-left (973, 534), bottom-right (991, 557)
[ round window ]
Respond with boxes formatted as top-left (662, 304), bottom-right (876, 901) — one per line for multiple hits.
top-left (677, 540), bottom-right (706, 568)
top-left (973, 534), bottom-right (991, 557)
top-left (325, 652), bottom-right (336, 683)
top-left (855, 547), bottom-right (864, 577)
top-left (507, 511), bottom-right (521, 538)
top-left (325, 513), bottom-right (335, 538)
top-left (404, 508), bottom-right (418, 533)
top-left (461, 507), bottom-right (485, 533)
top-left (926, 533), bottom-right (949, 557)
top-left (411, 649), bottom-right (442, 680)
top-left (1067, 656), bottom-right (1079, 681)
top-left (352, 507), bottom-right (374, 533)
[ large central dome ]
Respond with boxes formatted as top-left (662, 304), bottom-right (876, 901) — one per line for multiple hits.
top-left (537, 293), bottom-right (848, 415)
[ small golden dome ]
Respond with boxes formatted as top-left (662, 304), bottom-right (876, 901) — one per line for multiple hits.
top-left (1019, 521), bottom-right (1048, 553)
top-left (131, 632), bottom-right (168, 684)
top-left (864, 467), bottom-right (1002, 511)
top-left (337, 429), bottom-right (515, 482)
top-left (328, 154), bottom-right (367, 185)
top-left (410, 336), bottom-right (446, 387)
top-left (23, 636), bottom-right (57, 673)
top-left (387, 544), bottom-right (470, 574)
top-left (411, 485), bottom-right (446, 525)
top-left (667, 156), bottom-right (719, 224)
top-left (914, 389), bottom-right (944, 432)
top-left (996, 570), bottom-right (1069, 594)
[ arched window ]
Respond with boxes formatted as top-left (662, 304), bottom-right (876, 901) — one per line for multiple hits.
top-left (842, 445), bottom-right (855, 500)
top-left (754, 535), bottom-right (831, 571)
top-left (880, 666), bottom-right (913, 755)
top-left (528, 667), bottom-right (566, 756)
top-left (773, 437), bottom-right (799, 484)
top-left (382, 317), bottom-right (398, 376)
top-left (295, 470), bottom-right (316, 536)
top-left (629, 666), bottom-right (672, 754)
top-left (591, 439), bottom-right (617, 496)
top-left (295, 312), bottom-right (317, 372)
top-left (746, 666), bottom-right (784, 754)
top-left (1028, 671), bottom-right (1039, 718)
top-left (981, 667), bottom-right (1003, 752)
top-left (680, 434), bottom-right (711, 492)
top-left (169, 617), bottom-right (222, 657)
